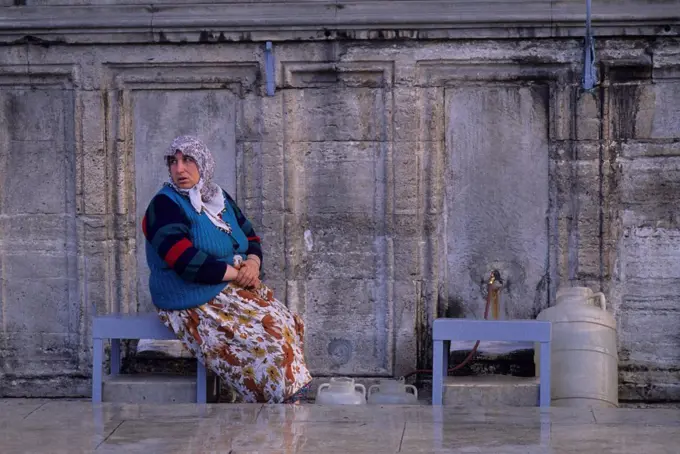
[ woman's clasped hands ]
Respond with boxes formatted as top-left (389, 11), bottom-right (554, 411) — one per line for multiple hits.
top-left (233, 257), bottom-right (261, 288)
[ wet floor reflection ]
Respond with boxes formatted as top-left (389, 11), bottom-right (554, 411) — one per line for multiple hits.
top-left (0, 400), bottom-right (678, 453)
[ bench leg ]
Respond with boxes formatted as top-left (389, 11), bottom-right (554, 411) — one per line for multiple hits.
top-left (196, 359), bottom-right (207, 404)
top-left (539, 340), bottom-right (551, 408)
top-left (92, 338), bottom-right (104, 403)
top-left (432, 340), bottom-right (449, 406)
top-left (110, 339), bottom-right (121, 376)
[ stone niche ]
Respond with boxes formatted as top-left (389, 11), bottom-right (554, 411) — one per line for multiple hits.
top-left (0, 69), bottom-right (82, 396)
top-left (445, 84), bottom-right (550, 360)
top-left (445, 85), bottom-right (550, 321)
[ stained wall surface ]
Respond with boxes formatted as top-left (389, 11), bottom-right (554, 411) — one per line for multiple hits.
top-left (0, 1), bottom-right (679, 401)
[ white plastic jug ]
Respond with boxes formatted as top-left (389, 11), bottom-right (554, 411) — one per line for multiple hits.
top-left (315, 377), bottom-right (367, 405)
top-left (535, 286), bottom-right (618, 407)
top-left (367, 378), bottom-right (418, 405)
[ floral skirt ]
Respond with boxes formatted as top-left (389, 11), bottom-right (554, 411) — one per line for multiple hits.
top-left (158, 283), bottom-right (312, 404)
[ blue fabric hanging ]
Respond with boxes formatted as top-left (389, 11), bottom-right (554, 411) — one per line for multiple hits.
top-left (265, 41), bottom-right (275, 96)
top-left (582, 0), bottom-right (597, 90)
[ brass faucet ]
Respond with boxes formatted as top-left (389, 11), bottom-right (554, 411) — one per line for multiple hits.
top-left (487, 270), bottom-right (503, 319)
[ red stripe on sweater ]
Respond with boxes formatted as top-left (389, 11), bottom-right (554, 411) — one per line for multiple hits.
top-left (165, 238), bottom-right (192, 267)
top-left (247, 236), bottom-right (261, 242)
top-left (142, 216), bottom-right (148, 238)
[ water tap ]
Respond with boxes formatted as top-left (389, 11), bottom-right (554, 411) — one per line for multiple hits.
top-left (487, 270), bottom-right (504, 320)
top-left (488, 270), bottom-right (503, 290)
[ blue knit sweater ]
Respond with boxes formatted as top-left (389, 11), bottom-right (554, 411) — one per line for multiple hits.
top-left (143, 185), bottom-right (261, 310)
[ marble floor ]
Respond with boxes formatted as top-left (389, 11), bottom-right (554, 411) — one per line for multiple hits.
top-left (1, 399), bottom-right (679, 453)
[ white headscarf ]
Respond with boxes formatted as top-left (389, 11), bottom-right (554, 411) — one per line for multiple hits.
top-left (165, 135), bottom-right (232, 234)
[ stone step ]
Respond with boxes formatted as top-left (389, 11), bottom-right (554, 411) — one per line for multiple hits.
top-left (103, 373), bottom-right (538, 406)
top-left (102, 374), bottom-right (220, 404)
top-left (443, 375), bottom-right (539, 407)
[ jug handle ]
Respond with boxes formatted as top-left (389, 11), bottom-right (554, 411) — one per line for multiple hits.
top-left (317, 383), bottom-right (330, 393)
top-left (355, 383), bottom-right (367, 398)
top-left (591, 292), bottom-right (606, 311)
top-left (368, 385), bottom-right (380, 395)
top-left (405, 385), bottom-right (418, 399)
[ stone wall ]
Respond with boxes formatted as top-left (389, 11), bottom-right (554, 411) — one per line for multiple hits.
top-left (0, 1), bottom-right (679, 401)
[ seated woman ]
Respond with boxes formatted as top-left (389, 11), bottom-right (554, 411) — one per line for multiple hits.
top-left (142, 135), bottom-right (311, 403)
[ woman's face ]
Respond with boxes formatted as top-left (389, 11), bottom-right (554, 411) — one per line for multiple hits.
top-left (168, 151), bottom-right (200, 189)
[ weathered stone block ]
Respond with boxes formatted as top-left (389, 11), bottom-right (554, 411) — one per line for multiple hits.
top-left (5, 251), bottom-right (73, 281)
top-left (238, 93), bottom-right (283, 142)
top-left (80, 142), bottom-right (107, 215)
top-left (420, 140), bottom-right (446, 213)
top-left (3, 276), bottom-right (72, 333)
top-left (619, 308), bottom-right (680, 367)
top-left (1, 332), bottom-right (81, 387)
top-left (284, 88), bottom-right (388, 142)
top-left (552, 153), bottom-right (615, 283)
top-left (303, 278), bottom-right (390, 375)
top-left (257, 143), bottom-right (287, 212)
top-left (394, 88), bottom-right (445, 142)
top-left (556, 160), bottom-right (611, 279)
top-left (392, 280), bottom-right (418, 376)
top-left (282, 60), bottom-right (393, 90)
top-left (621, 227), bottom-right (680, 280)
top-left (102, 375), bottom-right (213, 404)
top-left (443, 376), bottom-right (540, 407)
top-left (393, 142), bottom-right (420, 213)
top-left (392, 237), bottom-right (423, 281)
top-left (619, 369), bottom-right (680, 402)
top-left (621, 141), bottom-right (680, 159)
top-left (299, 221), bottom-right (374, 255)
top-left (576, 90), bottom-right (601, 140)
top-left (80, 244), bottom-right (114, 316)
top-left (393, 88), bottom-right (419, 142)
top-left (1, 88), bottom-right (72, 142)
top-left (306, 250), bottom-right (379, 279)
top-left (257, 210), bottom-right (284, 241)
top-left (620, 158), bottom-right (680, 221)
top-left (653, 58), bottom-right (680, 80)
top-left (78, 90), bottom-right (105, 144)
top-left (551, 84), bottom-right (573, 141)
top-left (391, 212), bottom-right (428, 237)
top-left (0, 214), bottom-right (74, 251)
top-left (551, 142), bottom-right (602, 162)
top-left (300, 219), bottom-right (383, 280)
top-left (235, 141), bottom-right (262, 207)
top-left (610, 82), bottom-right (680, 139)
top-left (297, 141), bottom-right (383, 214)
top-left (78, 215), bottom-right (111, 241)
top-left (2, 141), bottom-right (73, 215)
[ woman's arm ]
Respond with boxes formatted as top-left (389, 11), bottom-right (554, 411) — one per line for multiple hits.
top-left (225, 192), bottom-right (263, 265)
top-left (143, 194), bottom-right (237, 284)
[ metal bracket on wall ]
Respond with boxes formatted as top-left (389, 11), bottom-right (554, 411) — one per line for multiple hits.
top-left (582, 0), bottom-right (598, 91)
top-left (265, 41), bottom-right (275, 96)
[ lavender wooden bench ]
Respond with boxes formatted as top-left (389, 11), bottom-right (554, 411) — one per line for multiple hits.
top-left (92, 313), bottom-right (207, 403)
top-left (432, 319), bottom-right (552, 407)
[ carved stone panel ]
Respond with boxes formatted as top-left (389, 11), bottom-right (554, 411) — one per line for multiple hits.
top-left (282, 62), bottom-right (394, 375)
top-left (0, 76), bottom-right (80, 391)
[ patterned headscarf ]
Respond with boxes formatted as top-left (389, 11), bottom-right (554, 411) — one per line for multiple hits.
top-left (165, 135), bottom-right (231, 233)
top-left (166, 135), bottom-right (220, 203)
